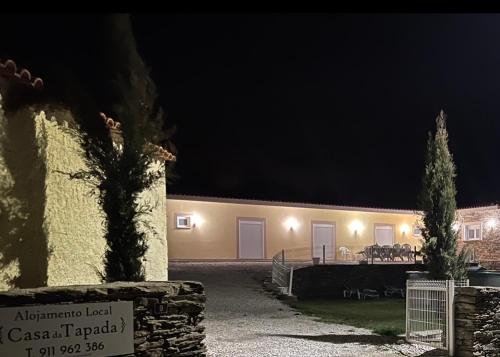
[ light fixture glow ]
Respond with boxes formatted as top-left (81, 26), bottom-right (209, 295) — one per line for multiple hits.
top-left (349, 220), bottom-right (363, 235)
top-left (191, 213), bottom-right (204, 228)
top-left (486, 219), bottom-right (497, 230)
top-left (452, 222), bottom-right (460, 232)
top-left (401, 224), bottom-right (410, 235)
top-left (284, 217), bottom-right (299, 231)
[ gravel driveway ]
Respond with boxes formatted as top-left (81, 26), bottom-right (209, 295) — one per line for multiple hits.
top-left (169, 262), bottom-right (438, 357)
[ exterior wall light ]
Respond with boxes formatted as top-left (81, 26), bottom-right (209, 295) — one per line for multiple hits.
top-left (486, 219), bottom-right (497, 230)
top-left (349, 220), bottom-right (363, 236)
top-left (191, 213), bottom-right (204, 228)
top-left (452, 222), bottom-right (460, 232)
top-left (401, 224), bottom-right (410, 236)
top-left (285, 217), bottom-right (299, 231)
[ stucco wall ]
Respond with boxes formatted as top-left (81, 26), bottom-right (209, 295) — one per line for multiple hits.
top-left (38, 110), bottom-right (107, 286)
top-left (138, 160), bottom-right (168, 281)
top-left (0, 101), bottom-right (168, 289)
top-left (166, 197), bottom-right (423, 260)
top-left (0, 95), bottom-right (22, 290)
top-left (0, 102), bottom-right (49, 290)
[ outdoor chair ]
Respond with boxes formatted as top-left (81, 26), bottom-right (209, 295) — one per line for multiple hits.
top-left (339, 246), bottom-right (352, 260)
top-left (362, 246), bottom-right (372, 260)
top-left (381, 245), bottom-right (392, 261)
top-left (402, 244), bottom-right (413, 261)
top-left (392, 243), bottom-right (403, 261)
top-left (384, 285), bottom-right (405, 298)
top-left (372, 244), bottom-right (382, 261)
top-left (343, 286), bottom-right (360, 299)
top-left (359, 289), bottom-right (380, 300)
top-left (364, 245), bottom-right (382, 261)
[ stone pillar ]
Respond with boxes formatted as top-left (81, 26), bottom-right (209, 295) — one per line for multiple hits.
top-left (455, 286), bottom-right (500, 357)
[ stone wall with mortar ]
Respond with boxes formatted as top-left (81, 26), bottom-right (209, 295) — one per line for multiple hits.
top-left (455, 286), bottom-right (500, 357)
top-left (0, 281), bottom-right (206, 356)
top-left (456, 206), bottom-right (500, 270)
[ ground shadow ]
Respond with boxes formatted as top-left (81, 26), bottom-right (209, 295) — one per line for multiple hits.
top-left (0, 104), bottom-right (49, 288)
top-left (262, 333), bottom-right (446, 355)
top-left (261, 333), bottom-right (400, 345)
top-left (416, 349), bottom-right (447, 356)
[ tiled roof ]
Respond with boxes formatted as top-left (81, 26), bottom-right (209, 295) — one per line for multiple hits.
top-left (168, 194), bottom-right (498, 214)
top-left (167, 194), bottom-right (420, 214)
top-left (457, 204), bottom-right (499, 212)
top-left (0, 59), bottom-right (43, 90)
top-left (99, 112), bottom-right (176, 162)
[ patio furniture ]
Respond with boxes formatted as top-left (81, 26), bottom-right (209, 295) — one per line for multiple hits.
top-left (359, 289), bottom-right (380, 300)
top-left (402, 244), bottom-right (413, 261)
top-left (343, 286), bottom-right (360, 299)
top-left (374, 244), bottom-right (383, 261)
top-left (339, 246), bottom-right (352, 260)
top-left (384, 285), bottom-right (405, 298)
top-left (381, 245), bottom-right (392, 261)
top-left (392, 243), bottom-right (403, 261)
top-left (364, 245), bottom-right (382, 261)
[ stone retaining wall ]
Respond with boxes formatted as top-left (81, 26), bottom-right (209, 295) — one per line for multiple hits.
top-left (292, 264), bottom-right (426, 299)
top-left (0, 281), bottom-right (206, 356)
top-left (455, 286), bottom-right (500, 357)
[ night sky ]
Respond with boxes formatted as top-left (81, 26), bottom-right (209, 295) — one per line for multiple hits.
top-left (2, 14), bottom-right (500, 209)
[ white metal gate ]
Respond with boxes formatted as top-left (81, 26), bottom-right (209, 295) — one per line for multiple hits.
top-left (406, 280), bottom-right (469, 356)
top-left (271, 250), bottom-right (293, 295)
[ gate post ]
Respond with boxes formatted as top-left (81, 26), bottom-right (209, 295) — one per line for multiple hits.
top-left (288, 266), bottom-right (294, 296)
top-left (322, 245), bottom-right (326, 264)
top-left (447, 280), bottom-right (455, 356)
top-left (405, 279), bottom-right (410, 341)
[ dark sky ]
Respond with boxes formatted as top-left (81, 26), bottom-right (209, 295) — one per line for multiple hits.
top-left (130, 14), bottom-right (500, 208)
top-left (2, 14), bottom-right (500, 209)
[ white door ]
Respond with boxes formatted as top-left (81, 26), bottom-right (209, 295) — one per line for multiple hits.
top-left (375, 225), bottom-right (394, 246)
top-left (238, 219), bottom-right (265, 259)
top-left (312, 223), bottom-right (335, 259)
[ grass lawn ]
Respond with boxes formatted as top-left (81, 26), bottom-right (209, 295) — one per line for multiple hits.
top-left (288, 298), bottom-right (406, 336)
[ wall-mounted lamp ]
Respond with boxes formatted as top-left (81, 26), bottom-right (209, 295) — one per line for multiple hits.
top-left (452, 222), bottom-right (460, 232)
top-left (349, 220), bottom-right (363, 236)
top-left (191, 213), bottom-right (204, 228)
top-left (285, 217), bottom-right (299, 231)
top-left (401, 224), bottom-right (410, 237)
top-left (486, 218), bottom-right (497, 230)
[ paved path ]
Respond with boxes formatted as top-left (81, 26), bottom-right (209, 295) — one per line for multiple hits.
top-left (169, 262), bottom-right (438, 357)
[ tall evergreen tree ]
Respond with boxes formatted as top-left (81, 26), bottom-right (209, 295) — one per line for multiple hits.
top-left (419, 110), bottom-right (469, 280)
top-left (69, 14), bottom-right (172, 282)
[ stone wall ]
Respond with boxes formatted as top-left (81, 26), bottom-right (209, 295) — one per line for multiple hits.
top-left (456, 206), bottom-right (500, 269)
top-left (455, 286), bottom-right (500, 357)
top-left (292, 264), bottom-right (426, 299)
top-left (0, 281), bottom-right (206, 356)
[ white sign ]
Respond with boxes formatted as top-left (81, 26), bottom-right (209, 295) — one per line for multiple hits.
top-left (0, 301), bottom-right (134, 357)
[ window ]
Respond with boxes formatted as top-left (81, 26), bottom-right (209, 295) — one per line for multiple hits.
top-left (464, 223), bottom-right (482, 241)
top-left (176, 214), bottom-right (192, 229)
top-left (412, 226), bottom-right (422, 236)
top-left (374, 225), bottom-right (394, 246)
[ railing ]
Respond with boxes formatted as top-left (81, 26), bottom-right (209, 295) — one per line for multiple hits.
top-left (271, 247), bottom-right (325, 295)
top-left (271, 250), bottom-right (290, 289)
top-left (406, 279), bottom-right (469, 356)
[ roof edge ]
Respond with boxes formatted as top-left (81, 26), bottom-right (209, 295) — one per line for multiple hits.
top-left (167, 194), bottom-right (499, 215)
top-left (167, 194), bottom-right (421, 215)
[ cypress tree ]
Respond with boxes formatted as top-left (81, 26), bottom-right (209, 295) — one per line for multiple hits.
top-left (419, 110), bottom-right (469, 280)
